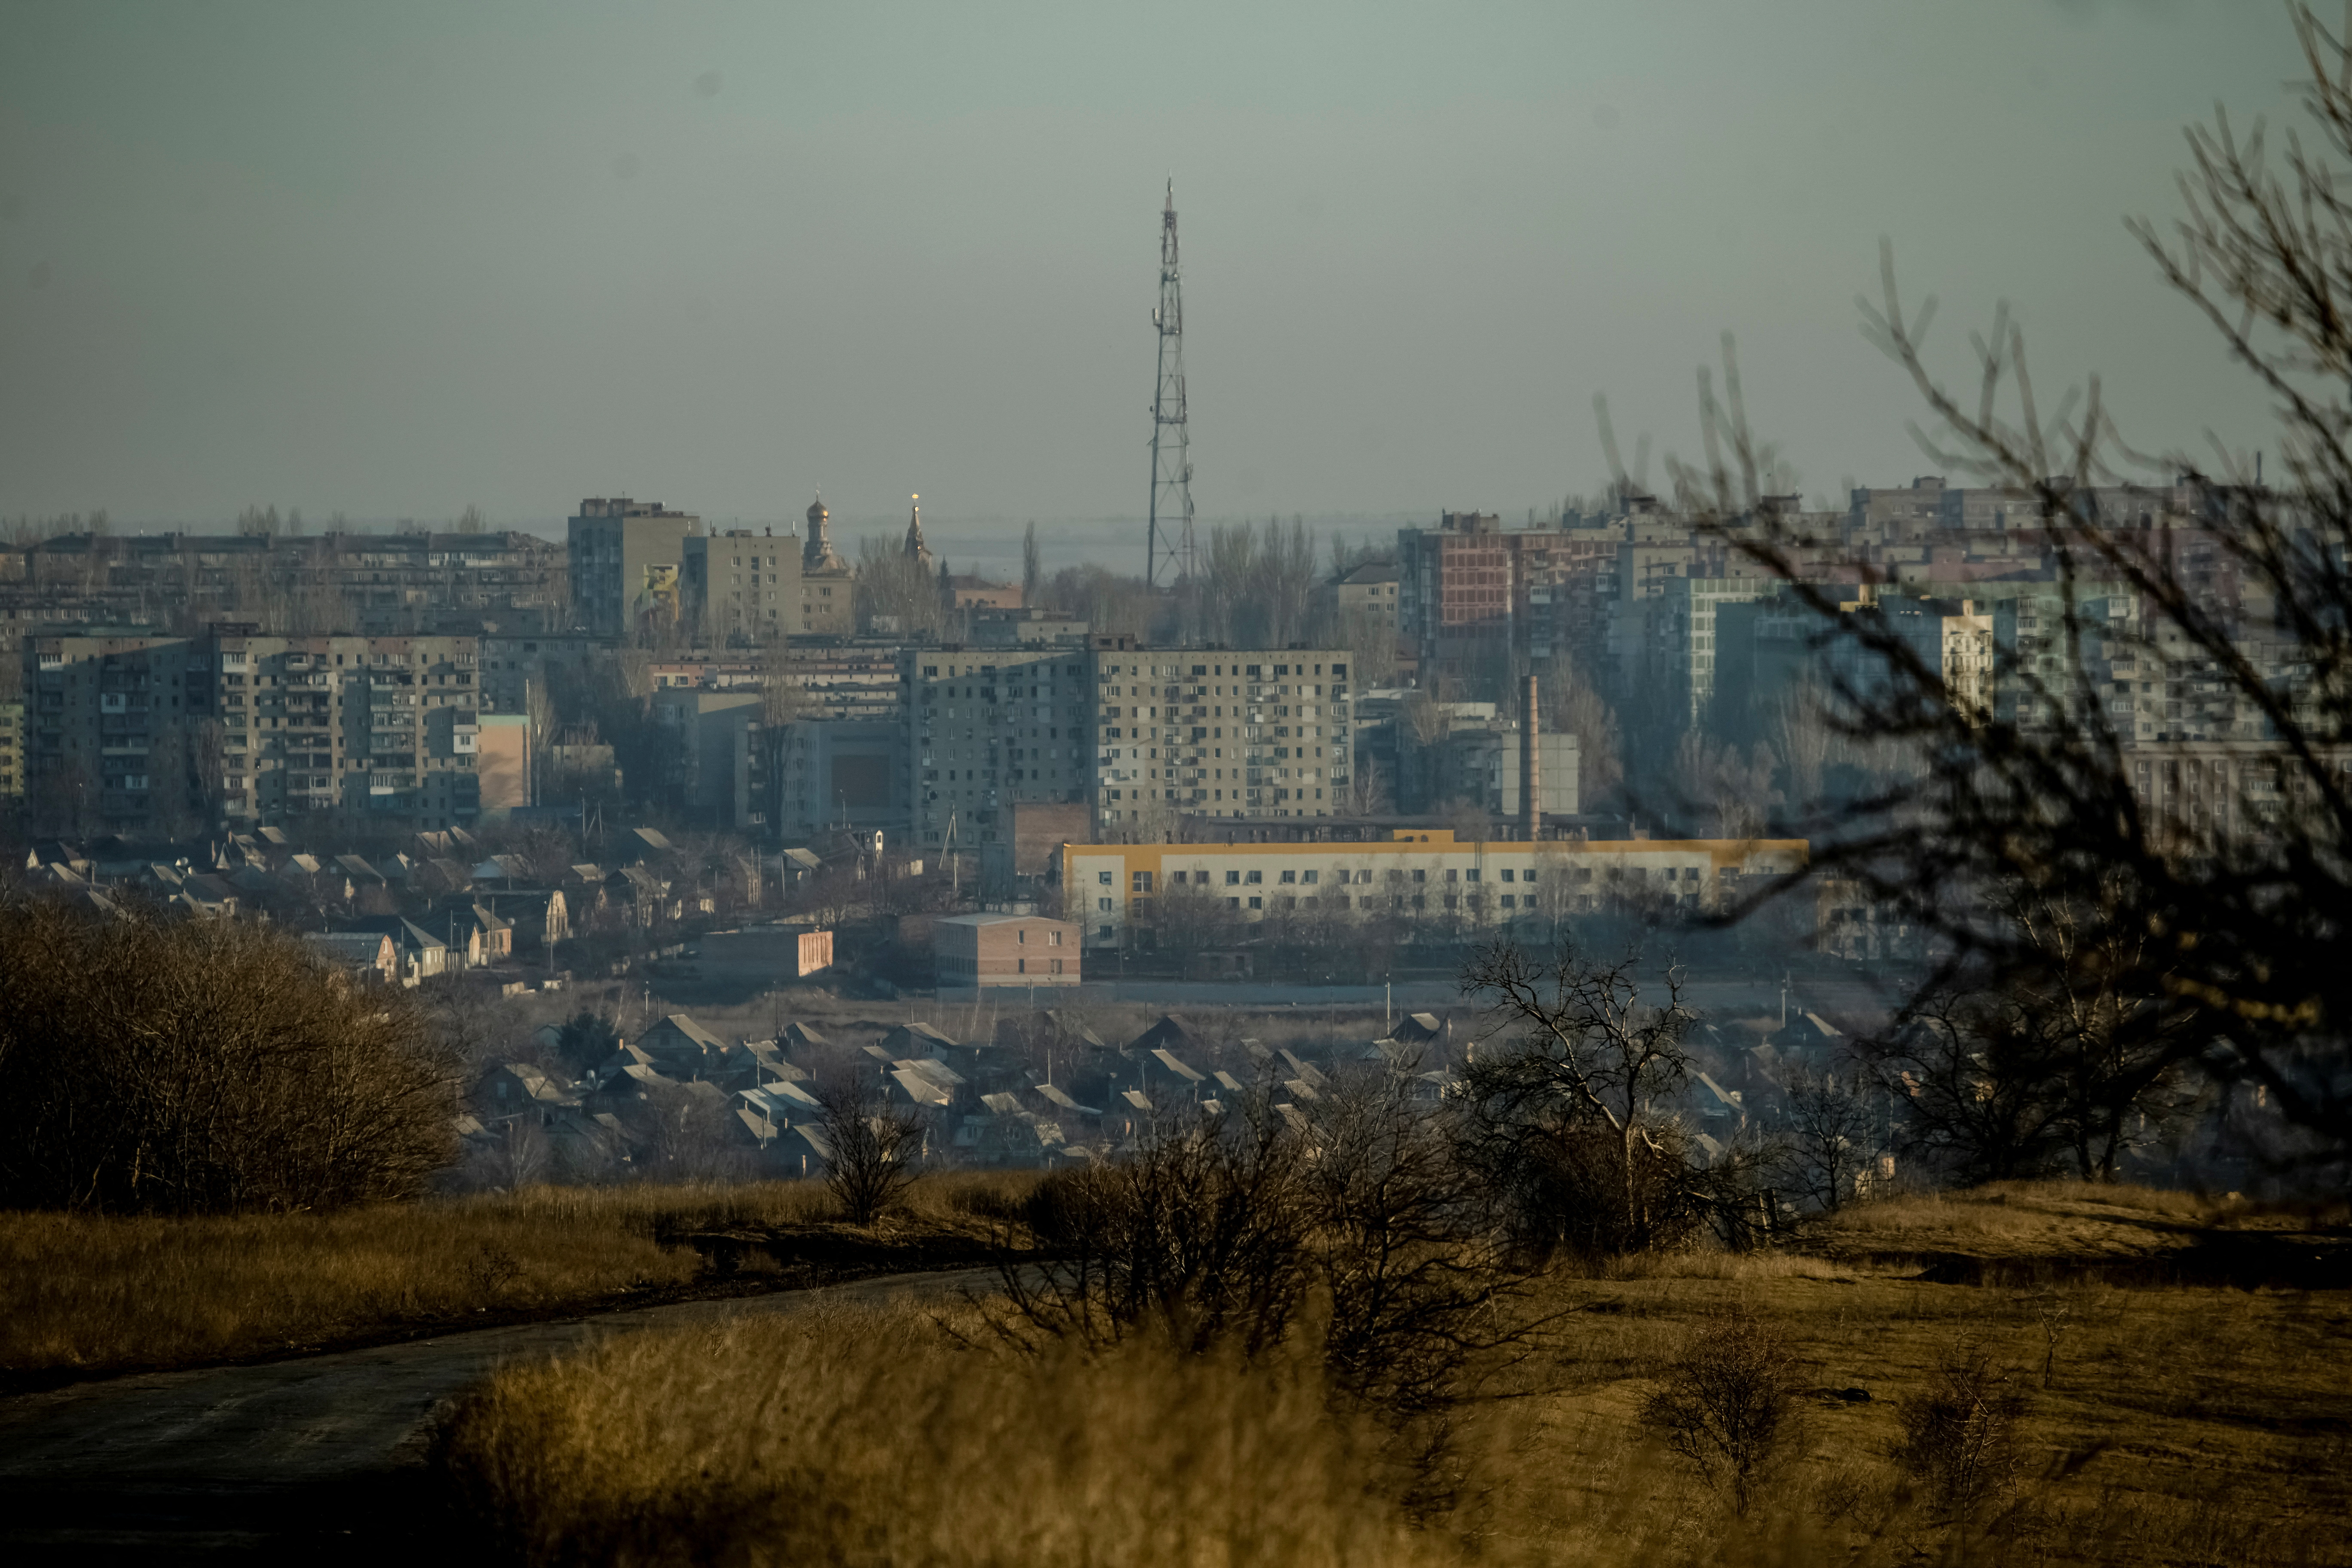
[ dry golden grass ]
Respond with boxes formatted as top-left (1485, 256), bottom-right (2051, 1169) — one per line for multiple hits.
top-left (0, 1170), bottom-right (1037, 1384)
top-left (438, 1303), bottom-right (1455, 1568)
top-left (1820, 1180), bottom-right (2232, 1253)
top-left (435, 1182), bottom-right (2352, 1567)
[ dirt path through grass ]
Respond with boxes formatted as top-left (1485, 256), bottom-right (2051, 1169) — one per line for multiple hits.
top-left (0, 1265), bottom-right (997, 1565)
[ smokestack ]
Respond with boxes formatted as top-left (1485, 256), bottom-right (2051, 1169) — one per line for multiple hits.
top-left (1521, 674), bottom-right (1540, 842)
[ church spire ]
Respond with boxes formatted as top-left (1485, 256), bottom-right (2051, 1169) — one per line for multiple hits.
top-left (803, 491), bottom-right (845, 574)
top-left (903, 493), bottom-right (934, 568)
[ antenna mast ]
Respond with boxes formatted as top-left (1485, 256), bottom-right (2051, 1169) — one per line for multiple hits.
top-left (1147, 178), bottom-right (1196, 590)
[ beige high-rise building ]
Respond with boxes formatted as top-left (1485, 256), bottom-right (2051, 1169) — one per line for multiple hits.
top-left (1089, 641), bottom-right (1354, 829)
top-left (900, 637), bottom-right (1357, 854)
top-left (567, 497), bottom-right (699, 638)
top-left (685, 529), bottom-right (804, 645)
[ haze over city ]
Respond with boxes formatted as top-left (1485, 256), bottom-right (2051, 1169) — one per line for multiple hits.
top-left (0, 1), bottom-right (2300, 556)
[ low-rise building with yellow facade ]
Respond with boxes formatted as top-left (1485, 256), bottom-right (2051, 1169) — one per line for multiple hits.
top-left (1060, 828), bottom-right (1807, 948)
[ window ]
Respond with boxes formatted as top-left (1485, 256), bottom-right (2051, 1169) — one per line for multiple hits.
top-left (1225, 870), bottom-right (1240, 885)
top-left (1464, 868), bottom-right (1480, 882)
top-left (1279, 870), bottom-right (1296, 884)
top-left (1131, 871), bottom-right (1154, 892)
top-left (1098, 871), bottom-right (1113, 885)
top-left (1098, 897), bottom-right (1113, 912)
top-left (1413, 869), bottom-right (1427, 883)
top-left (1501, 869), bottom-right (1515, 883)
top-left (1050, 930), bottom-right (1063, 946)
top-left (1245, 870), bottom-right (1263, 885)
top-left (1247, 896), bottom-right (1262, 910)
top-left (1301, 870), bottom-right (1318, 884)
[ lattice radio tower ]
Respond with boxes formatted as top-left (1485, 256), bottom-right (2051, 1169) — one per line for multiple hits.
top-left (1146, 178), bottom-right (1197, 589)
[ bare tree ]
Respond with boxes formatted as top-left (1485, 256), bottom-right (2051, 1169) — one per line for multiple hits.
top-left (1764, 680), bottom-right (1837, 813)
top-left (1551, 665), bottom-right (1624, 812)
top-left (1684, 7), bottom-right (2352, 1176)
top-left (1458, 940), bottom-right (1701, 1253)
top-left (1672, 729), bottom-right (1778, 839)
top-left (1773, 1062), bottom-right (1875, 1213)
top-left (817, 1075), bottom-right (927, 1225)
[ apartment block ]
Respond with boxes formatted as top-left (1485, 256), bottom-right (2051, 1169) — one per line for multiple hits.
top-left (479, 631), bottom-right (612, 715)
top-left (0, 698), bottom-right (21, 803)
top-left (0, 530), bottom-right (568, 641)
top-left (23, 629), bottom-right (489, 836)
top-left (567, 498), bottom-right (699, 638)
top-left (905, 645), bottom-right (1092, 850)
top-left (1323, 557), bottom-right (1402, 619)
top-left (1090, 641), bottom-right (1354, 829)
top-left (685, 528), bottom-right (806, 644)
top-left (1064, 828), bottom-right (1807, 948)
top-left (774, 720), bottom-right (904, 841)
top-left (650, 689), bottom-right (769, 834)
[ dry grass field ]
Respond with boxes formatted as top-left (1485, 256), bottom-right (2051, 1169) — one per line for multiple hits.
top-left (0, 1173), bottom-right (1030, 1388)
top-left (434, 1182), bottom-right (2352, 1567)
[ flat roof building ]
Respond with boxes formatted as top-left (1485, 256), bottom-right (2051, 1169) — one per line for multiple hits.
top-left (1061, 827), bottom-right (1807, 948)
top-left (934, 911), bottom-right (1081, 995)
top-left (567, 498), bottom-right (699, 640)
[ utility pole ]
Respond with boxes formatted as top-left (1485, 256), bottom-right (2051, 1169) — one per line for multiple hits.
top-left (1146, 178), bottom-right (1197, 594)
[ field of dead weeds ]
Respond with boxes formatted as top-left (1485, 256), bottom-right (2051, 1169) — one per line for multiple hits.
top-left (0, 1171), bottom-right (1037, 1389)
top-left (1808, 1180), bottom-right (2352, 1289)
top-left (433, 1181), bottom-right (2352, 1568)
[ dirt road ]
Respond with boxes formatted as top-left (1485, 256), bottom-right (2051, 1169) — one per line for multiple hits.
top-left (0, 1267), bottom-right (994, 1564)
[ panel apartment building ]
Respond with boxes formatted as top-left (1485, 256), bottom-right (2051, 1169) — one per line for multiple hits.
top-left (903, 637), bottom-right (1354, 852)
top-left (567, 498), bottom-right (699, 638)
top-left (0, 529), bottom-right (568, 644)
top-left (23, 629), bottom-right (518, 836)
top-left (1090, 641), bottom-right (1354, 829)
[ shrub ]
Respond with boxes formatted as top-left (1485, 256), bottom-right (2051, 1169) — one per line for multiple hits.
top-left (1639, 1304), bottom-right (1801, 1513)
top-left (0, 901), bottom-right (458, 1212)
top-left (1893, 1339), bottom-right (2030, 1520)
top-left (997, 1078), bottom-right (1543, 1459)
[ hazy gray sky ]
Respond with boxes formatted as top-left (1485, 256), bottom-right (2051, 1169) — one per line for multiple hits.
top-left (0, 1), bottom-right (2304, 547)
